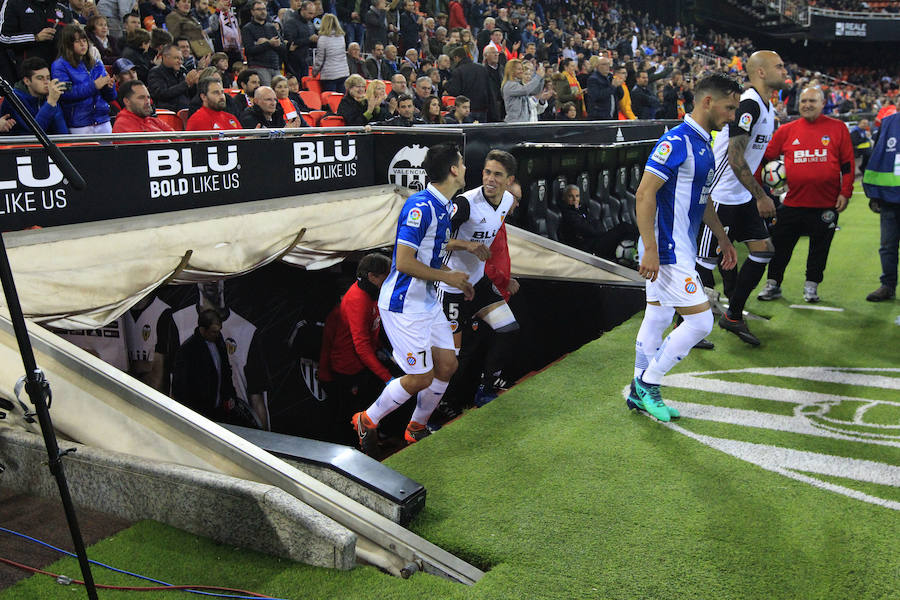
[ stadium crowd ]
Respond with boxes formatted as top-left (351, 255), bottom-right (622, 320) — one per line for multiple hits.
top-left (0, 0), bottom-right (897, 134)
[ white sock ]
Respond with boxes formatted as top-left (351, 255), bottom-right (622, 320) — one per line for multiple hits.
top-left (366, 378), bottom-right (412, 425)
top-left (634, 304), bottom-right (675, 378)
top-left (410, 379), bottom-right (448, 424)
top-left (642, 310), bottom-right (713, 385)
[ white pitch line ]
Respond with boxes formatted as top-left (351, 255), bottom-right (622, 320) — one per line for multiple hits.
top-left (740, 367), bottom-right (900, 391)
top-left (662, 372), bottom-right (870, 405)
top-left (788, 304), bottom-right (844, 312)
top-left (666, 400), bottom-right (900, 448)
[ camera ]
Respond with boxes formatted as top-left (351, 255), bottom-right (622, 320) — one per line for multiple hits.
top-left (60, 81), bottom-right (72, 92)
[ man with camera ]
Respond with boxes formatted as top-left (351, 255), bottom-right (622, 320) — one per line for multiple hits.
top-left (0, 56), bottom-right (68, 134)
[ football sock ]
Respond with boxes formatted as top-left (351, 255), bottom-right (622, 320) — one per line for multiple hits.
top-left (695, 261), bottom-right (716, 289)
top-left (366, 377), bottom-right (413, 425)
top-left (411, 379), bottom-right (449, 424)
top-left (721, 263), bottom-right (738, 300)
top-left (481, 328), bottom-right (518, 390)
top-left (728, 257), bottom-right (767, 318)
top-left (634, 304), bottom-right (675, 378)
top-left (642, 310), bottom-right (714, 385)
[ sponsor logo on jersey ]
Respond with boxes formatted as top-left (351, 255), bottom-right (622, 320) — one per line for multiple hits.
top-left (821, 135), bottom-right (830, 146)
top-left (886, 137), bottom-right (896, 150)
top-left (652, 141), bottom-right (673, 164)
top-left (684, 277), bottom-right (698, 294)
top-left (406, 352), bottom-right (416, 366)
top-left (792, 138), bottom-right (801, 145)
top-left (630, 367), bottom-right (900, 511)
top-left (738, 112), bottom-right (753, 132)
top-left (794, 149), bottom-right (828, 163)
top-left (406, 207), bottom-right (422, 227)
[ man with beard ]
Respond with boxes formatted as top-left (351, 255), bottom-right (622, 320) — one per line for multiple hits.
top-left (112, 79), bottom-right (175, 131)
top-left (186, 76), bottom-right (241, 129)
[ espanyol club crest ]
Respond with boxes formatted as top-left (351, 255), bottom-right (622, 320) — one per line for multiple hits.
top-left (406, 352), bottom-right (416, 366)
top-left (625, 367), bottom-right (900, 511)
top-left (684, 277), bottom-right (698, 294)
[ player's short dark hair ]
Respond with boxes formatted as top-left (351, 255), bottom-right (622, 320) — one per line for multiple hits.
top-left (118, 79), bottom-right (147, 100)
top-left (198, 309), bottom-right (222, 329)
top-left (20, 57), bottom-right (49, 80)
top-left (695, 73), bottom-right (742, 99)
top-left (485, 149), bottom-right (517, 178)
top-left (237, 69), bottom-right (260, 88)
top-left (357, 253), bottom-right (391, 278)
top-left (423, 142), bottom-right (463, 184)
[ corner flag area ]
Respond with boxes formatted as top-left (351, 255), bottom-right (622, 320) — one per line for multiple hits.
top-left (3, 190), bottom-right (898, 598)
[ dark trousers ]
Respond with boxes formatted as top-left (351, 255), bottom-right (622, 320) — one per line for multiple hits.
top-left (322, 370), bottom-right (384, 445)
top-left (767, 204), bottom-right (839, 285)
top-left (878, 201), bottom-right (900, 290)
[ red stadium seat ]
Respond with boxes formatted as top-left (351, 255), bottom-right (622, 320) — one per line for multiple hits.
top-left (383, 81), bottom-right (392, 95)
top-left (441, 96), bottom-right (456, 107)
top-left (299, 90), bottom-right (321, 110)
top-left (302, 76), bottom-right (323, 95)
top-left (154, 109), bottom-right (183, 131)
top-left (308, 110), bottom-right (326, 126)
top-left (319, 115), bottom-right (345, 127)
top-left (321, 92), bottom-right (343, 113)
top-left (300, 112), bottom-right (316, 127)
top-left (177, 108), bottom-right (190, 129)
top-left (224, 88), bottom-right (241, 97)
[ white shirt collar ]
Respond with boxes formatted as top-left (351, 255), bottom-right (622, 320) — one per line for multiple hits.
top-left (426, 183), bottom-right (452, 209)
top-left (683, 114), bottom-right (711, 142)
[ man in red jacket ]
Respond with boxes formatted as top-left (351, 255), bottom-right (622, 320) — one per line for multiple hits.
top-left (758, 87), bottom-right (854, 303)
top-left (186, 78), bottom-right (242, 130)
top-left (112, 80), bottom-right (175, 132)
top-left (319, 253), bottom-right (394, 443)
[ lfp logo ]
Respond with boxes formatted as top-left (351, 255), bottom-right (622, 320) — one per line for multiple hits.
top-left (627, 367), bottom-right (900, 510)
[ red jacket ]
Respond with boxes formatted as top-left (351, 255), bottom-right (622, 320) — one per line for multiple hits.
top-left (186, 106), bottom-right (242, 131)
top-left (318, 281), bottom-right (391, 383)
top-left (112, 109), bottom-right (175, 133)
top-left (763, 114), bottom-right (854, 209)
top-left (485, 223), bottom-right (512, 302)
top-left (448, 1), bottom-right (468, 29)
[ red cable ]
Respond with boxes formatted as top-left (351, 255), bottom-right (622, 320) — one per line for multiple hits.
top-left (0, 556), bottom-right (273, 597)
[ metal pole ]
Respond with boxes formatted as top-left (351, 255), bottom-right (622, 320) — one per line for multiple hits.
top-left (0, 232), bottom-right (98, 599)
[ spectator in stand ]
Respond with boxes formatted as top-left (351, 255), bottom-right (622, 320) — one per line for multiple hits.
top-left (272, 74), bottom-right (305, 118)
top-left (482, 45), bottom-right (503, 118)
top-left (51, 24), bottom-right (116, 133)
top-left (615, 65), bottom-right (636, 120)
top-left (240, 84), bottom-right (303, 127)
top-left (557, 101), bottom-right (577, 120)
top-left (660, 70), bottom-right (693, 119)
top-left (186, 76), bottom-right (241, 129)
top-left (121, 12), bottom-right (141, 37)
top-left (377, 92), bottom-right (422, 125)
top-left (282, 0), bottom-right (316, 78)
top-left (335, 0), bottom-right (363, 47)
top-left (444, 45), bottom-right (495, 122)
top-left (587, 55), bottom-right (622, 121)
top-left (363, 0), bottom-right (388, 54)
top-left (850, 118), bottom-right (874, 174)
top-left (175, 37), bottom-right (197, 71)
top-left (398, 0), bottom-right (421, 54)
top-left (346, 41), bottom-right (367, 77)
top-left (388, 72), bottom-right (408, 101)
top-left (631, 70), bottom-right (660, 119)
top-left (167, 0), bottom-right (213, 63)
top-left (147, 43), bottom-right (200, 111)
top-left (428, 26), bottom-right (446, 60)
top-left (448, 0), bottom-right (466, 30)
top-left (312, 13), bottom-right (349, 93)
top-left (318, 253), bottom-right (393, 446)
top-left (150, 27), bottom-right (173, 60)
top-left (1, 57), bottom-right (68, 135)
top-left (420, 94), bottom-right (443, 124)
top-left (338, 74), bottom-right (387, 125)
top-left (558, 185), bottom-right (639, 263)
top-left (553, 58), bottom-right (585, 119)
top-left (121, 28), bottom-right (153, 83)
top-left (242, 0), bottom-right (281, 85)
top-left (401, 47), bottom-right (420, 70)
top-left (365, 43), bottom-right (393, 80)
top-left (757, 87), bottom-right (854, 303)
top-left (112, 79), bottom-right (175, 131)
top-left (97, 0), bottom-right (133, 39)
top-left (232, 68), bottom-right (260, 112)
top-left (186, 66), bottom-right (239, 116)
top-left (383, 43), bottom-right (400, 72)
top-left (86, 14), bottom-right (120, 65)
top-left (502, 58), bottom-right (545, 123)
top-left (443, 94), bottom-right (473, 124)
top-left (0, 0), bottom-right (73, 83)
top-left (208, 0), bottom-right (243, 67)
top-left (140, 0), bottom-right (171, 28)
top-left (411, 74), bottom-right (431, 111)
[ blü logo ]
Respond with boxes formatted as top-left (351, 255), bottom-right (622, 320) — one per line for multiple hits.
top-left (147, 145), bottom-right (240, 198)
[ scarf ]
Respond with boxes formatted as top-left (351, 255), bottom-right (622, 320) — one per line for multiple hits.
top-left (564, 71), bottom-right (585, 115)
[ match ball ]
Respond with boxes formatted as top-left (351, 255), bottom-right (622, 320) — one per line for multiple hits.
top-left (762, 159), bottom-right (787, 191)
top-left (615, 239), bottom-right (638, 267)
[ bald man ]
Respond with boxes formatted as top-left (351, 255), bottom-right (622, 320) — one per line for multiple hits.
top-left (696, 50), bottom-right (788, 346)
top-left (757, 86), bottom-right (854, 303)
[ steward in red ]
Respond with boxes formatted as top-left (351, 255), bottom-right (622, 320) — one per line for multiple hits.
top-left (186, 78), bottom-right (242, 130)
top-left (758, 86), bottom-right (854, 303)
top-left (112, 81), bottom-right (175, 133)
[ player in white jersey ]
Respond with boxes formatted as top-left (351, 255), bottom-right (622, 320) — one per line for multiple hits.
top-left (352, 143), bottom-right (474, 455)
top-left (630, 73), bottom-right (740, 422)
top-left (439, 150), bottom-right (520, 407)
top-left (695, 50), bottom-right (788, 346)
top-left (123, 293), bottom-right (172, 393)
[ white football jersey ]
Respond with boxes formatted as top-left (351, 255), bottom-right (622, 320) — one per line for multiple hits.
top-left (438, 186), bottom-right (514, 294)
top-left (124, 296), bottom-right (171, 363)
top-left (710, 87), bottom-right (775, 205)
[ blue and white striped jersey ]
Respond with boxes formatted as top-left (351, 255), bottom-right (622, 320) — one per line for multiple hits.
top-left (641, 114), bottom-right (716, 267)
top-left (379, 184), bottom-right (453, 314)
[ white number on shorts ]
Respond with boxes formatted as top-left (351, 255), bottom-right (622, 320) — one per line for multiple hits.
top-left (448, 303), bottom-right (459, 320)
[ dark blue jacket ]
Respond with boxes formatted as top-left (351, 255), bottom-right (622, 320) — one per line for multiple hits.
top-left (0, 83), bottom-right (69, 135)
top-left (863, 113), bottom-right (900, 204)
top-left (586, 70), bottom-right (621, 121)
top-left (50, 58), bottom-right (115, 128)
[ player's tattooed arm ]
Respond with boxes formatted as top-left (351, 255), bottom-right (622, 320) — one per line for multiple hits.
top-left (727, 135), bottom-right (776, 218)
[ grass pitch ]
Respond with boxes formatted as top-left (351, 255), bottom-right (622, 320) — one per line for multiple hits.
top-left (2, 192), bottom-right (898, 599)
